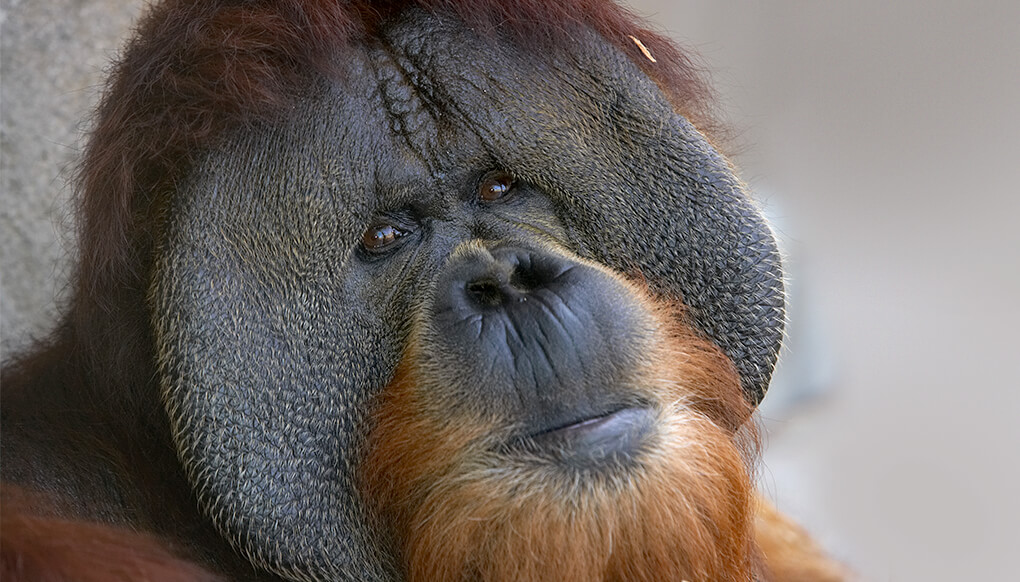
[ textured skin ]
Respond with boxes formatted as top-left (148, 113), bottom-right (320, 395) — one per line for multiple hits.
top-left (152, 8), bottom-right (783, 580)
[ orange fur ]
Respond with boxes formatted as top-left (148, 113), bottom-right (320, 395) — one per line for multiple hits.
top-left (0, 488), bottom-right (222, 582)
top-left (362, 282), bottom-right (771, 582)
top-left (755, 497), bottom-right (852, 582)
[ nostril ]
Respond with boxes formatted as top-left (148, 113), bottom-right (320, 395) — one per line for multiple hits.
top-left (509, 265), bottom-right (541, 292)
top-left (465, 277), bottom-right (508, 307)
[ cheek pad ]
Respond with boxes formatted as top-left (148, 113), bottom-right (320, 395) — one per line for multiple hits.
top-left (151, 123), bottom-right (399, 579)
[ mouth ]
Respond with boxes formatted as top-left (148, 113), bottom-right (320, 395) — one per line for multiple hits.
top-left (515, 407), bottom-right (656, 468)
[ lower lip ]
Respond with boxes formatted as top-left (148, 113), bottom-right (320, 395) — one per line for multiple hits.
top-left (523, 407), bottom-right (656, 467)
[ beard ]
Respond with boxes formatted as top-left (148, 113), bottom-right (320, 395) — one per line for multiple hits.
top-left (363, 301), bottom-right (765, 582)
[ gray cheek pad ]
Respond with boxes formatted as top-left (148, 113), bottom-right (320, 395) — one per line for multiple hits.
top-left (152, 93), bottom-right (404, 578)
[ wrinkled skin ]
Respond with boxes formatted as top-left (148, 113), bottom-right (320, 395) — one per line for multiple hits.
top-left (152, 9), bottom-right (782, 580)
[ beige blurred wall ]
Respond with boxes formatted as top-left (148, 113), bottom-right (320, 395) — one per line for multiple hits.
top-left (1, 0), bottom-right (147, 355)
top-left (3, 1), bottom-right (1018, 580)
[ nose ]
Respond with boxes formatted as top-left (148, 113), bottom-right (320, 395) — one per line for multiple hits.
top-left (427, 243), bottom-right (652, 427)
top-left (456, 246), bottom-right (572, 311)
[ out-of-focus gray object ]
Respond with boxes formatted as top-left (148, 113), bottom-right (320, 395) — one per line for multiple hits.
top-left (0, 0), bottom-right (146, 358)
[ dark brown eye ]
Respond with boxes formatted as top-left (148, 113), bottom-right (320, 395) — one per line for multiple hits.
top-left (361, 223), bottom-right (405, 251)
top-left (478, 171), bottom-right (515, 202)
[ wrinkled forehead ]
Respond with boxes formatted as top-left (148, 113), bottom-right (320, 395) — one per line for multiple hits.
top-left (188, 8), bottom-right (677, 221)
top-left (360, 8), bottom-right (671, 173)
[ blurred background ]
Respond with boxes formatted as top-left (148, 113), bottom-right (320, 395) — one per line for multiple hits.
top-left (2, 1), bottom-right (1018, 579)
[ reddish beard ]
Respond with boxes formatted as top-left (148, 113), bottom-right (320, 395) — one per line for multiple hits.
top-left (362, 298), bottom-right (765, 582)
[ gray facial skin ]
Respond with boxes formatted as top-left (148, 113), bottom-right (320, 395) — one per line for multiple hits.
top-left (153, 8), bottom-right (782, 581)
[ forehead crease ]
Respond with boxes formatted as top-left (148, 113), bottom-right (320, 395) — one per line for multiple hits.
top-left (367, 33), bottom-right (489, 178)
top-left (384, 15), bottom-right (622, 166)
top-left (375, 15), bottom-right (574, 175)
top-left (367, 39), bottom-right (443, 173)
